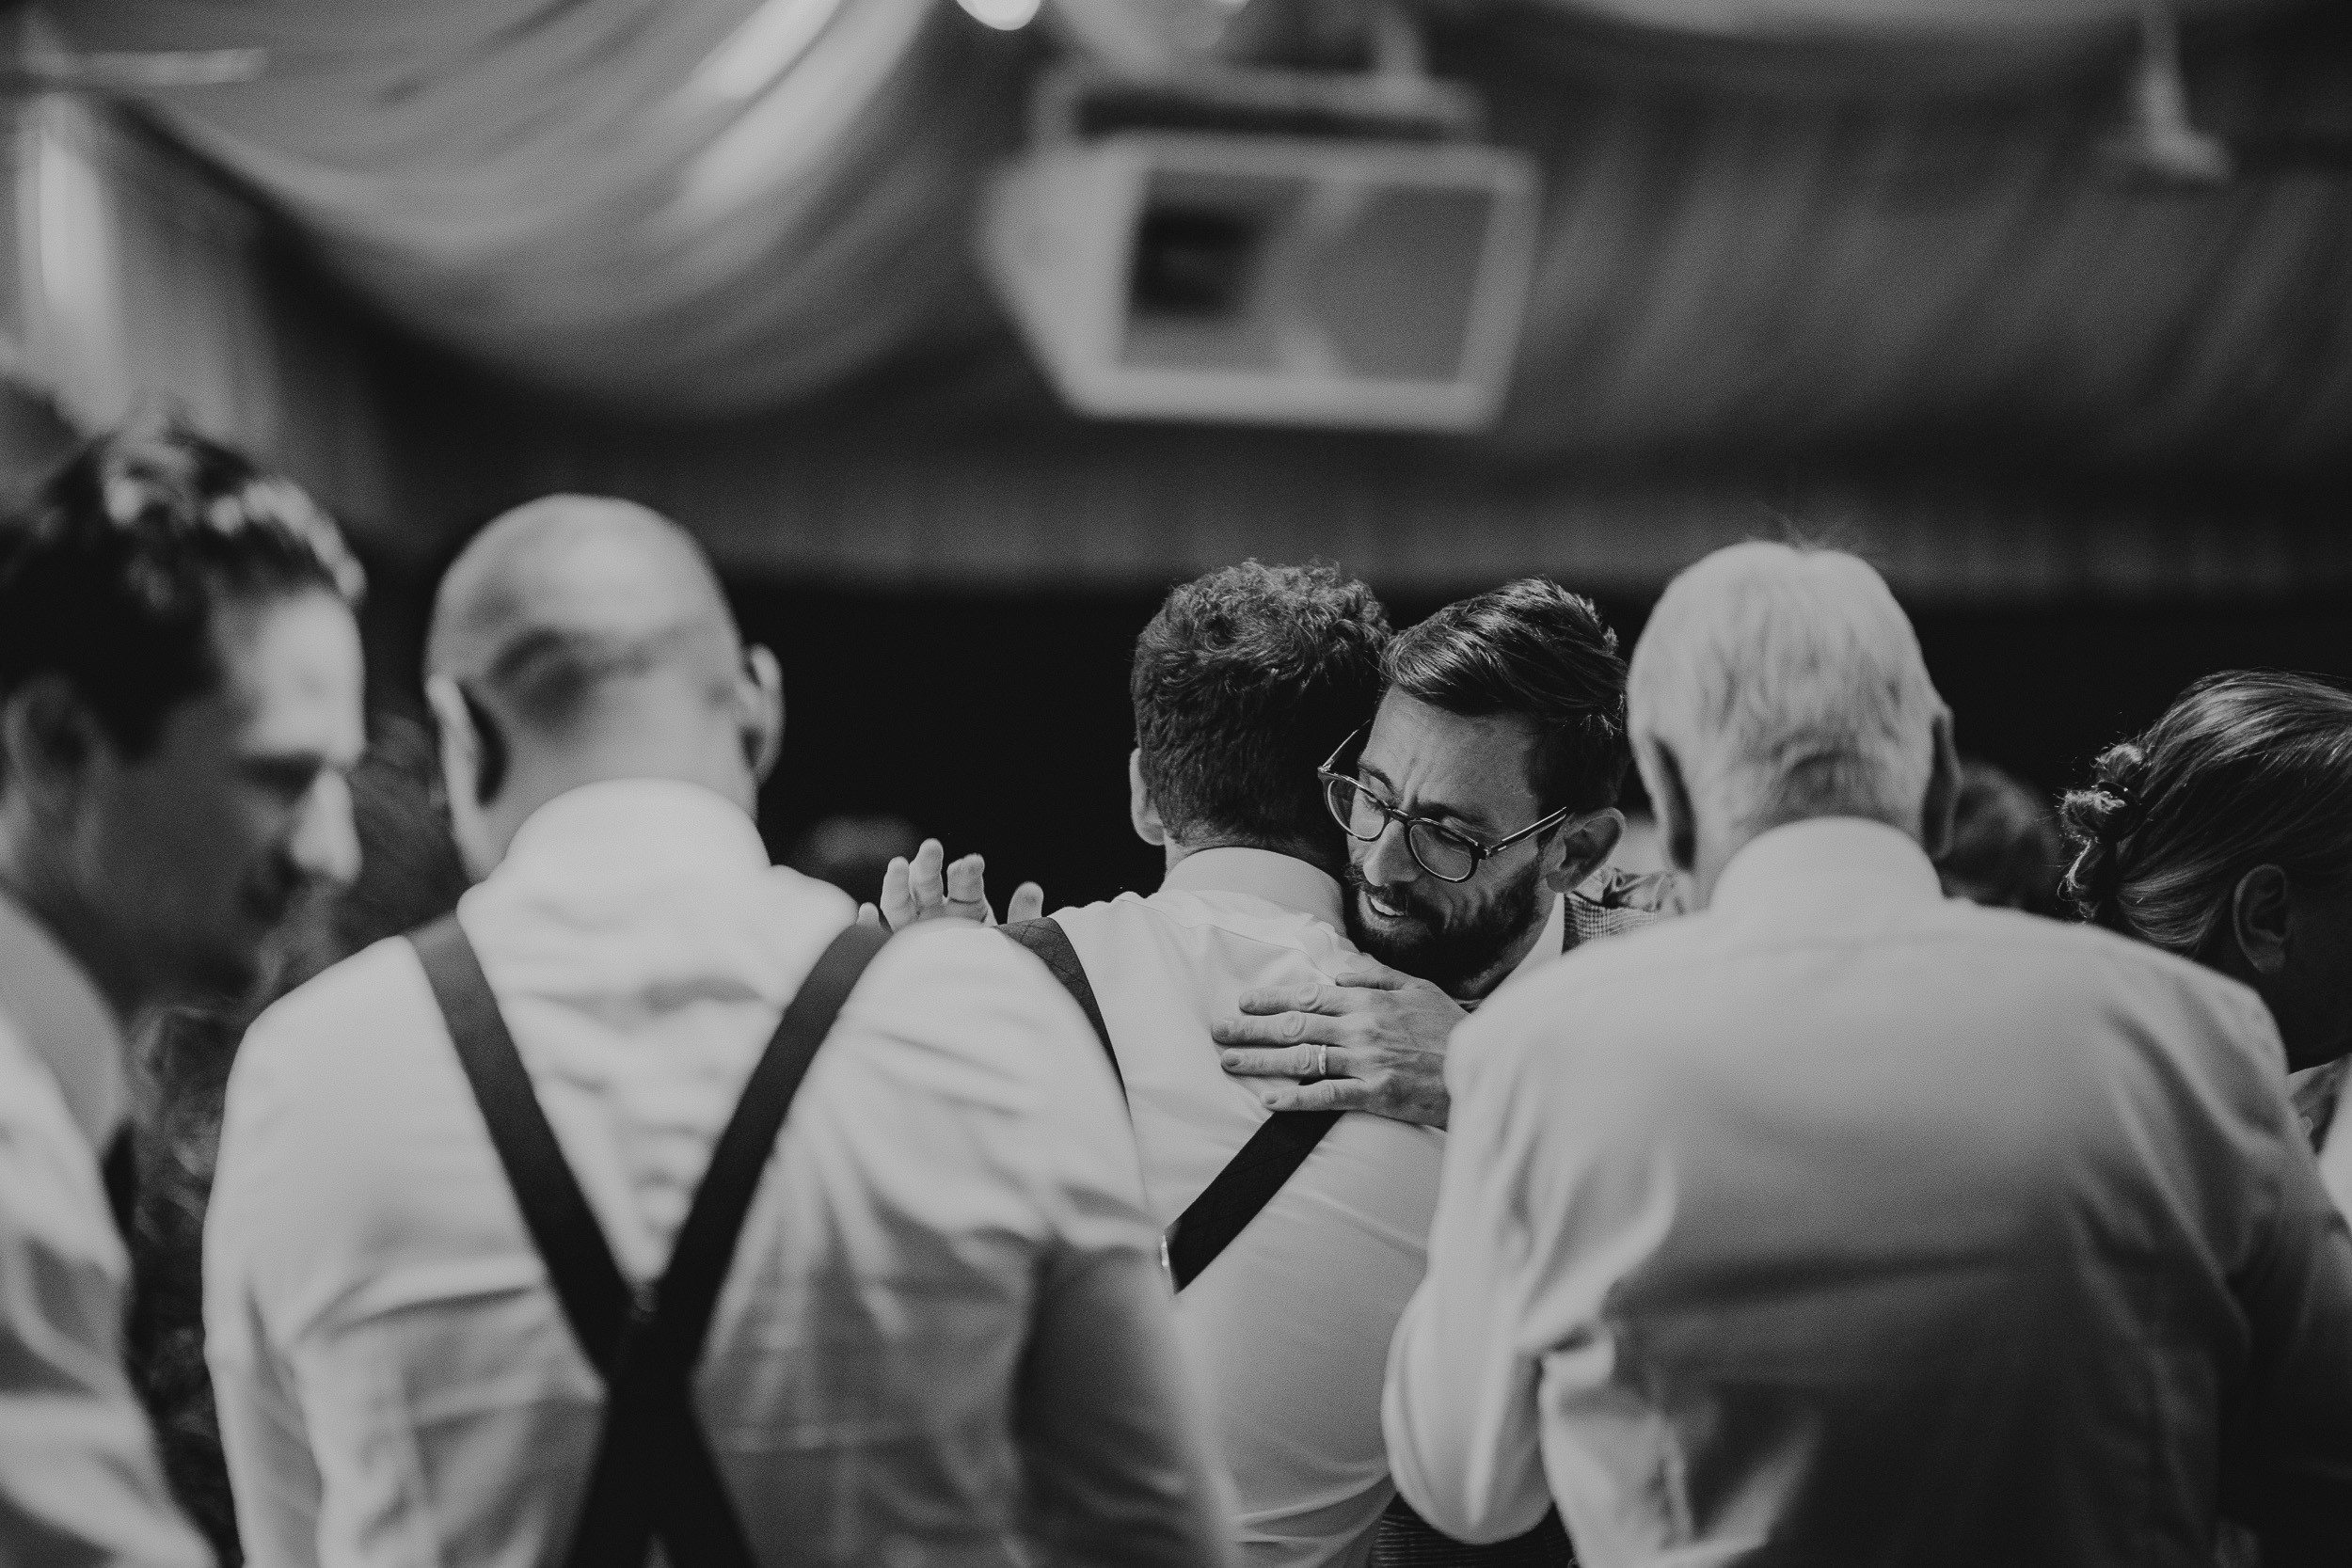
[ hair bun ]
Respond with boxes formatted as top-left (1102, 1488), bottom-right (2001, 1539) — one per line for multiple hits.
top-left (2058, 741), bottom-right (2151, 924)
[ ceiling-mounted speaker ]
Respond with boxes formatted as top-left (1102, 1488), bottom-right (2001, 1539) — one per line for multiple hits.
top-left (978, 128), bottom-right (1541, 432)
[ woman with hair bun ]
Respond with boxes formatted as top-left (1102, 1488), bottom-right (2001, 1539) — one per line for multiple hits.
top-left (2060, 671), bottom-right (2352, 1165)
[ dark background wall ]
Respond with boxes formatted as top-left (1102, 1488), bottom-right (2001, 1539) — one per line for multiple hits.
top-left (503, 580), bottom-right (2352, 911)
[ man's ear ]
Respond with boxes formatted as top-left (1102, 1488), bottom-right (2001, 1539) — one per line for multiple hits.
top-left (2228, 864), bottom-right (2293, 978)
top-left (424, 675), bottom-right (484, 809)
top-left (1128, 749), bottom-right (1166, 847)
top-left (0, 674), bottom-right (108, 821)
top-left (1639, 736), bottom-right (1698, 876)
top-left (1542, 807), bottom-right (1626, 895)
top-left (1918, 708), bottom-right (1961, 862)
top-left (740, 645), bottom-right (785, 784)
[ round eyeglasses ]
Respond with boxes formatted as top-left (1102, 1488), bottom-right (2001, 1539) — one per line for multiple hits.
top-left (1315, 729), bottom-right (1572, 884)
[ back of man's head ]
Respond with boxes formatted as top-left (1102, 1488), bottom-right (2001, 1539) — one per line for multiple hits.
top-left (0, 421), bottom-right (365, 759)
top-left (1629, 543), bottom-right (1946, 848)
top-left (1382, 576), bottom-right (1631, 815)
top-left (426, 496), bottom-right (775, 872)
top-left (1132, 561), bottom-right (1389, 865)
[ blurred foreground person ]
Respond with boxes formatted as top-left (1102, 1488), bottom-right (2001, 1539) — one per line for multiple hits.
top-left (2060, 672), bottom-right (2352, 1193)
top-left (1938, 757), bottom-right (2063, 912)
top-left (205, 497), bottom-right (1229, 1568)
top-left (129, 717), bottom-right (467, 1564)
top-left (0, 425), bottom-right (365, 1568)
top-left (1386, 543), bottom-right (2352, 1567)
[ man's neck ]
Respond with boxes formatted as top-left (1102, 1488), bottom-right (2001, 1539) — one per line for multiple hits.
top-left (1162, 834), bottom-right (1341, 879)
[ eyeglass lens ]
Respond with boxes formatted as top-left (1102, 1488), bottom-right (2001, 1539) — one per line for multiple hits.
top-left (1325, 776), bottom-right (1479, 881)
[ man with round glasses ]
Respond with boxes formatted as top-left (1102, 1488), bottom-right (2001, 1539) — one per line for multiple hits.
top-left (1214, 578), bottom-right (1661, 1129)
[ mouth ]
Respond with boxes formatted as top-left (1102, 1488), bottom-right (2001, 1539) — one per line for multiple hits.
top-left (1361, 888), bottom-right (1414, 922)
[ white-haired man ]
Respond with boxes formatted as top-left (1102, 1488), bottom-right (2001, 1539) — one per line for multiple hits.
top-left (1382, 542), bottom-right (2352, 1566)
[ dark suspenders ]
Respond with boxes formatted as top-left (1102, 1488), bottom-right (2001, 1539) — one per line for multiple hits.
top-left (1000, 917), bottom-right (1340, 1291)
top-left (410, 914), bottom-right (890, 1568)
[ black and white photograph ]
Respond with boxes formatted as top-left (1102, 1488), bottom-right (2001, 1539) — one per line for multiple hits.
top-left (0, 0), bottom-right (2346, 1564)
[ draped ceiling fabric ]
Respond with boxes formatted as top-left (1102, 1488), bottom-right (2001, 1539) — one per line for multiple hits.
top-left (54, 0), bottom-right (1031, 413)
top-left (0, 97), bottom-right (388, 517)
top-left (40, 0), bottom-right (2352, 597)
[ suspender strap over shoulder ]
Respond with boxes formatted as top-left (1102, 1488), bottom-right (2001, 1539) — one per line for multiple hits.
top-left (1164, 1108), bottom-right (1341, 1290)
top-left (411, 914), bottom-right (891, 1568)
top-left (999, 917), bottom-right (1120, 1092)
top-left (995, 917), bottom-right (1342, 1292)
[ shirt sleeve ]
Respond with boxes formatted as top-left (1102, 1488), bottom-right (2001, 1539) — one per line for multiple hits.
top-left (0, 1109), bottom-right (213, 1568)
top-left (2220, 996), bottom-right (2352, 1565)
top-left (1384, 995), bottom-right (1674, 1546)
top-left (958, 927), bottom-right (1233, 1566)
top-left (1015, 1247), bottom-right (1234, 1568)
top-left (200, 1022), bottom-right (326, 1568)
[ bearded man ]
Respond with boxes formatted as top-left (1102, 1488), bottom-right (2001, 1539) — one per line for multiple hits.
top-left (1213, 578), bottom-right (1661, 1131)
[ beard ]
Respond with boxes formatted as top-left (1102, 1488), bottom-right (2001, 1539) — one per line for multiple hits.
top-left (1343, 857), bottom-right (1551, 997)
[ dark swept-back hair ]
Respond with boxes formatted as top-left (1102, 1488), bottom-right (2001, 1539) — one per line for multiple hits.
top-left (1133, 561), bottom-right (1390, 858)
top-left (1384, 576), bottom-right (1630, 815)
top-left (2060, 671), bottom-right (2352, 955)
top-left (0, 421), bottom-right (364, 758)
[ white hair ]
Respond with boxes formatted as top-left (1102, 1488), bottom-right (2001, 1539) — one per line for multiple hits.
top-left (1628, 542), bottom-right (1945, 836)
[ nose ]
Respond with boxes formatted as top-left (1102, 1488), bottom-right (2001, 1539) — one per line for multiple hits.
top-left (289, 768), bottom-right (361, 892)
top-left (1362, 816), bottom-right (1422, 889)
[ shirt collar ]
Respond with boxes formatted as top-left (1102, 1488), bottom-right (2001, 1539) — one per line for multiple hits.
top-left (1708, 816), bottom-right (1944, 923)
top-left (498, 778), bottom-right (771, 885)
top-left (0, 888), bottom-right (127, 1149)
top-left (1161, 847), bottom-right (1345, 927)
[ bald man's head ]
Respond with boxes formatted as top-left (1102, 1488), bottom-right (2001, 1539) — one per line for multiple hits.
top-left (423, 496), bottom-right (784, 878)
top-left (428, 495), bottom-right (742, 738)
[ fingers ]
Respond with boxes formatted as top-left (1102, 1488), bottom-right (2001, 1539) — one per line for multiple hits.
top-left (1217, 1044), bottom-right (1324, 1080)
top-left (1212, 1012), bottom-right (1350, 1051)
top-left (908, 838), bottom-right (948, 912)
top-left (1258, 1077), bottom-right (1366, 1114)
top-left (879, 856), bottom-right (916, 929)
top-left (1009, 881), bottom-right (1046, 925)
top-left (856, 902), bottom-right (883, 929)
top-left (943, 852), bottom-right (994, 924)
top-left (882, 841), bottom-right (986, 926)
top-left (1334, 959), bottom-right (1415, 991)
top-left (1234, 980), bottom-right (1346, 1018)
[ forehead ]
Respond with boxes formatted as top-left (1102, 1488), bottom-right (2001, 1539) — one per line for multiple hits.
top-left (201, 590), bottom-right (366, 759)
top-left (1360, 690), bottom-right (1541, 827)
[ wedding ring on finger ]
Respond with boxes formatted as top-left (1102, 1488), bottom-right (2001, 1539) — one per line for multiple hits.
top-left (1311, 1042), bottom-right (1330, 1079)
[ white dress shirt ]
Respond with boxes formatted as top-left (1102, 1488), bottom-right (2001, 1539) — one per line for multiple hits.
top-left (0, 892), bottom-right (213, 1568)
top-left (2314, 1074), bottom-right (2352, 1219)
top-left (1052, 848), bottom-right (1445, 1568)
top-left (1386, 817), bottom-right (2352, 1568)
top-left (206, 780), bottom-right (1227, 1568)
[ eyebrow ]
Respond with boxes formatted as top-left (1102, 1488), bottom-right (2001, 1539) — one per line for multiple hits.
top-left (1355, 761), bottom-right (1490, 835)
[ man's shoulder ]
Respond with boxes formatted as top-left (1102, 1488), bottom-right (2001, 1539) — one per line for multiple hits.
top-left (0, 1009), bottom-right (111, 1258)
top-left (1053, 888), bottom-right (1364, 983)
top-left (233, 932), bottom-right (443, 1106)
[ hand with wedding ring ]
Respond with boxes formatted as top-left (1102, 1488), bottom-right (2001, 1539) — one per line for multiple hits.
top-left (1211, 960), bottom-right (1465, 1129)
top-left (861, 837), bottom-right (1045, 930)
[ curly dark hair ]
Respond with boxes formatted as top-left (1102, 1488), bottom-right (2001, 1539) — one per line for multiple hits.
top-left (1383, 576), bottom-right (1630, 816)
top-left (2059, 671), bottom-right (2352, 954)
top-left (0, 420), bottom-right (364, 758)
top-left (1132, 561), bottom-right (1391, 863)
